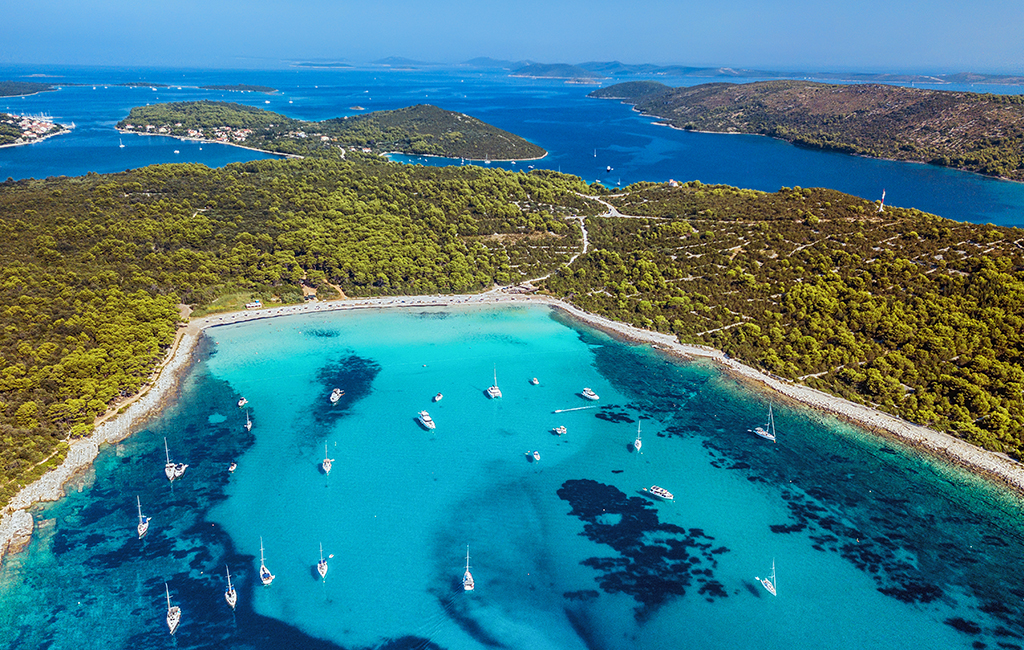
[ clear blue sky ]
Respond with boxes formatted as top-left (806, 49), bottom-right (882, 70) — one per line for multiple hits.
top-left (3, 0), bottom-right (1022, 74)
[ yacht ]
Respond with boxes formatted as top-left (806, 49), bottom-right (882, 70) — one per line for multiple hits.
top-left (486, 367), bottom-right (502, 398)
top-left (417, 410), bottom-right (436, 430)
top-left (317, 543), bottom-right (329, 581)
top-left (643, 485), bottom-right (674, 501)
top-left (163, 438), bottom-right (176, 482)
top-left (581, 387), bottom-right (599, 401)
top-left (329, 388), bottom-right (344, 404)
top-left (259, 537), bottom-right (275, 586)
top-left (237, 397), bottom-right (248, 408)
top-left (322, 444), bottom-right (334, 476)
top-left (165, 583), bottom-right (181, 635)
top-left (244, 410), bottom-right (252, 432)
top-left (462, 546), bottom-right (475, 591)
top-left (433, 392), bottom-right (443, 402)
top-left (757, 559), bottom-right (777, 596)
top-left (224, 566), bottom-right (237, 609)
top-left (136, 496), bottom-right (150, 539)
top-left (552, 425), bottom-right (567, 435)
top-left (633, 419), bottom-right (642, 452)
top-left (751, 404), bottom-right (777, 443)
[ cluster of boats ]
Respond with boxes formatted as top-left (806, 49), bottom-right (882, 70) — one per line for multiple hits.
top-left (162, 438), bottom-right (187, 481)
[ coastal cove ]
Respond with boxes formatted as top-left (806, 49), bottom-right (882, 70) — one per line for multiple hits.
top-left (3, 294), bottom-right (1024, 649)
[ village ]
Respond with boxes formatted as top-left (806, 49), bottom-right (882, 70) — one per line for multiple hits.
top-left (0, 112), bottom-right (69, 147)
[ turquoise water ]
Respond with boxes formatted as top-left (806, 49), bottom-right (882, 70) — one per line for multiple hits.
top-left (2, 64), bottom-right (1024, 226)
top-left (3, 304), bottom-right (1024, 648)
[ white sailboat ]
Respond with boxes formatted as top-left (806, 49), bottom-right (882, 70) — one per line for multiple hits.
top-left (259, 537), bottom-right (275, 586)
top-left (322, 443), bottom-right (334, 476)
top-left (486, 366), bottom-right (502, 398)
top-left (119, 138), bottom-right (125, 148)
top-left (224, 565), bottom-right (237, 609)
top-left (136, 496), bottom-right (150, 539)
top-left (317, 543), bottom-right (329, 581)
top-left (462, 545), bottom-right (474, 591)
top-left (165, 583), bottom-right (181, 635)
top-left (163, 438), bottom-right (176, 481)
top-left (244, 410), bottom-right (252, 432)
top-left (756, 559), bottom-right (777, 596)
top-left (633, 418), bottom-right (642, 452)
top-left (751, 404), bottom-right (777, 443)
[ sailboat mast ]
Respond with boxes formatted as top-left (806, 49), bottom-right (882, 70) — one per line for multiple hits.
top-left (164, 437), bottom-right (170, 463)
top-left (137, 496), bottom-right (143, 522)
top-left (165, 583), bottom-right (171, 609)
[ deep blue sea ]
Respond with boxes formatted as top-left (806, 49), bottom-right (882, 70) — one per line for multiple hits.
top-left (2, 305), bottom-right (1024, 649)
top-left (1, 64), bottom-right (1023, 226)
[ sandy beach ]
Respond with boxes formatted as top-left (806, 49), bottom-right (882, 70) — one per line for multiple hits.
top-left (3, 289), bottom-right (1023, 565)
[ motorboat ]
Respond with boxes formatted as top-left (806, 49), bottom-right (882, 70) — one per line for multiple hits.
top-left (228, 461), bottom-right (237, 473)
top-left (643, 485), bottom-right (674, 501)
top-left (237, 397), bottom-right (248, 408)
top-left (418, 410), bottom-right (436, 430)
top-left (581, 387), bottom-right (599, 401)
top-left (433, 392), bottom-right (443, 402)
top-left (173, 463), bottom-right (188, 479)
top-left (552, 425), bottom-right (567, 435)
top-left (530, 377), bottom-right (539, 385)
top-left (330, 388), bottom-right (344, 404)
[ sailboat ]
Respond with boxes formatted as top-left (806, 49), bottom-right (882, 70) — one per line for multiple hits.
top-left (136, 496), bottom-right (151, 538)
top-left (322, 443), bottom-right (334, 476)
top-left (317, 543), bottom-right (329, 581)
top-left (165, 583), bottom-right (181, 635)
top-left (462, 545), bottom-right (475, 591)
top-left (163, 438), bottom-right (176, 481)
top-left (486, 366), bottom-right (502, 398)
top-left (633, 418), bottom-right (642, 452)
top-left (751, 404), bottom-right (777, 443)
top-left (756, 559), bottom-right (777, 596)
top-left (224, 565), bottom-right (237, 609)
top-left (259, 537), bottom-right (275, 586)
top-left (244, 410), bottom-right (252, 432)
top-left (119, 138), bottom-right (125, 148)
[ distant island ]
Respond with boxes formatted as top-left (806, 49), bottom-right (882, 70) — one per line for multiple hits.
top-left (119, 82), bottom-right (169, 88)
top-left (200, 84), bottom-right (277, 93)
top-left (510, 63), bottom-right (606, 83)
top-left (0, 81), bottom-right (56, 98)
top-left (116, 100), bottom-right (546, 160)
top-left (591, 80), bottom-right (1024, 181)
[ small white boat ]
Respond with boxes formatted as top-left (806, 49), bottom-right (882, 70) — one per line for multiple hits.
top-left (119, 138), bottom-right (125, 148)
top-left (317, 542), bottom-right (329, 581)
top-left (644, 485), bottom-right (674, 501)
top-left (757, 559), bottom-right (777, 596)
top-left (224, 565), bottom-right (237, 609)
top-left (433, 392), bottom-right (443, 402)
top-left (606, 165), bottom-right (612, 172)
top-left (165, 583), bottom-right (181, 635)
top-left (329, 388), bottom-right (344, 404)
top-left (136, 496), bottom-right (150, 539)
top-left (237, 397), bottom-right (248, 408)
top-left (322, 443), bottom-right (334, 476)
top-left (486, 367), bottom-right (502, 398)
top-left (259, 537), bottom-right (275, 586)
top-left (163, 438), bottom-right (176, 482)
top-left (530, 377), bottom-right (539, 385)
top-left (581, 387), bottom-right (599, 401)
top-left (634, 418), bottom-right (642, 452)
top-left (173, 463), bottom-right (188, 479)
top-left (463, 546), bottom-right (474, 591)
top-left (228, 461), bottom-right (237, 473)
top-left (244, 410), bottom-right (252, 432)
top-left (552, 425), bottom-right (567, 435)
top-left (417, 410), bottom-right (436, 430)
top-left (751, 403), bottom-right (777, 443)
top-left (173, 149), bottom-right (180, 154)
top-left (533, 450), bottom-right (541, 461)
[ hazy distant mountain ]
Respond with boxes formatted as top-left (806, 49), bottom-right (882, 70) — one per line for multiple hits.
top-left (372, 57), bottom-right (433, 67)
top-left (462, 57), bottom-right (530, 70)
top-left (510, 63), bottom-right (605, 80)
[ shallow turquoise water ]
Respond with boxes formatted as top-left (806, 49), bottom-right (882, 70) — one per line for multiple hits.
top-left (2, 304), bottom-right (1024, 648)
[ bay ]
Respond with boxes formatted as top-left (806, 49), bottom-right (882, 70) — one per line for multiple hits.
top-left (1, 64), bottom-right (1023, 226)
top-left (2, 304), bottom-right (1023, 649)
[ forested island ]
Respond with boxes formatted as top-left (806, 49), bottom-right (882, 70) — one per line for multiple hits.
top-left (117, 100), bottom-right (546, 160)
top-left (0, 81), bottom-right (55, 98)
top-left (590, 80), bottom-right (1024, 181)
top-left (2, 153), bottom-right (1024, 509)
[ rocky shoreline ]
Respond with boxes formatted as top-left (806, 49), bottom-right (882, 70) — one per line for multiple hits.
top-left (3, 290), bottom-right (1023, 565)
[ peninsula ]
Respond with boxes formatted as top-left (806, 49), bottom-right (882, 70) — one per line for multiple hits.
top-left (590, 80), bottom-right (1024, 181)
top-left (116, 100), bottom-right (546, 160)
top-left (0, 112), bottom-right (69, 147)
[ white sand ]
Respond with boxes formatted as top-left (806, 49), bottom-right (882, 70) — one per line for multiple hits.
top-left (3, 289), bottom-right (1023, 564)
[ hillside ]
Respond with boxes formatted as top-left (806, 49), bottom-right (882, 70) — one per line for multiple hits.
top-left (510, 63), bottom-right (605, 81)
top-left (0, 81), bottom-right (55, 97)
top-left (590, 80), bottom-right (1024, 180)
top-left (117, 101), bottom-right (546, 160)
